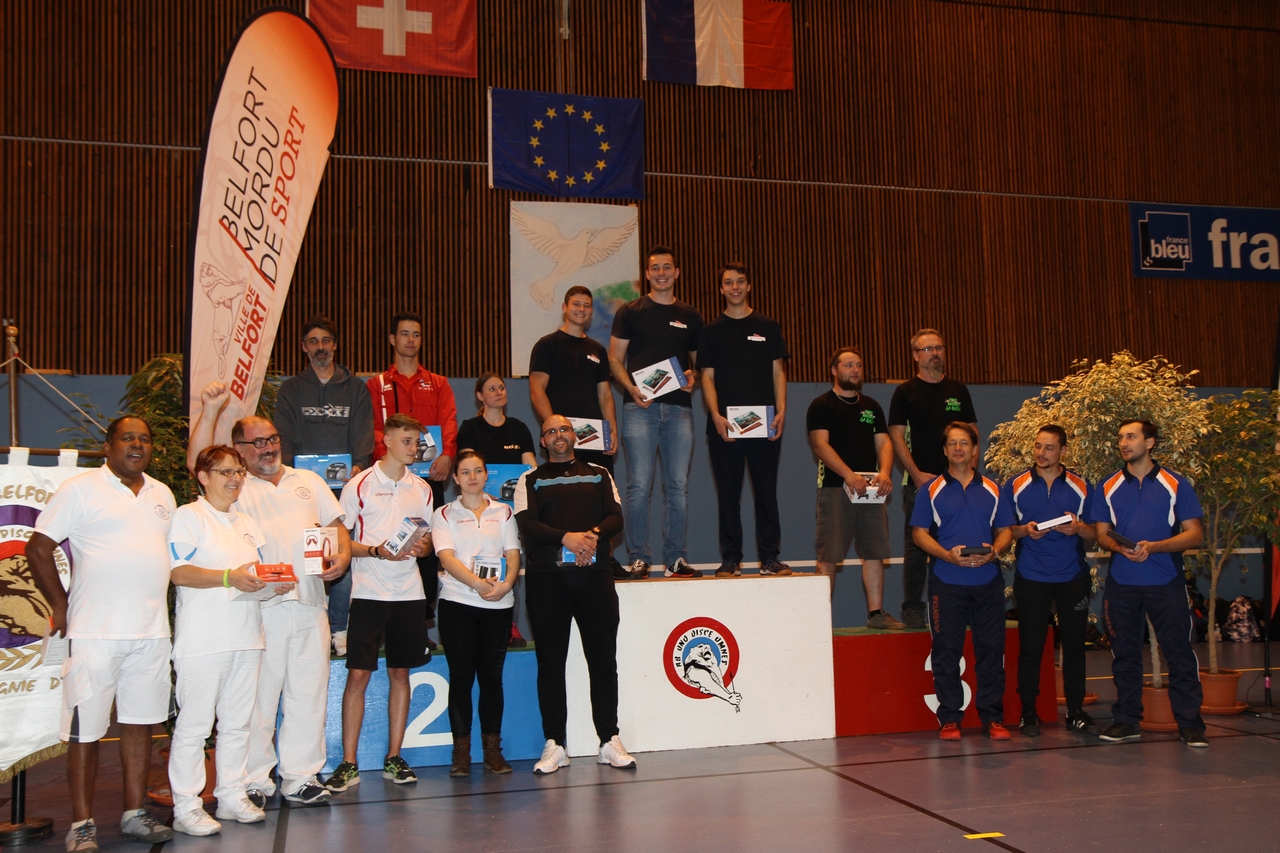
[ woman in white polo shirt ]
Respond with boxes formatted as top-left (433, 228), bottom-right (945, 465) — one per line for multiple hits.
top-left (167, 445), bottom-right (292, 836)
top-left (433, 449), bottom-right (521, 777)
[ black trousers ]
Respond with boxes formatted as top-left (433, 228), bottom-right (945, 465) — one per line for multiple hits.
top-left (901, 481), bottom-right (927, 616)
top-left (706, 432), bottom-right (781, 563)
top-left (437, 599), bottom-right (512, 737)
top-left (525, 569), bottom-right (620, 745)
top-left (1103, 577), bottom-right (1204, 730)
top-left (1014, 571), bottom-right (1090, 715)
top-left (929, 571), bottom-right (1007, 724)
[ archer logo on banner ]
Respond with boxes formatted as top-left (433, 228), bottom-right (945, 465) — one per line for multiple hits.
top-left (1130, 202), bottom-right (1280, 282)
top-left (307, 0), bottom-right (477, 77)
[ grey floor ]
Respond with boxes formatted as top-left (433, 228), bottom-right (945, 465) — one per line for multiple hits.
top-left (11, 643), bottom-right (1280, 852)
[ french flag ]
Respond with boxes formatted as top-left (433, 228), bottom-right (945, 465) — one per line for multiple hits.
top-left (643, 0), bottom-right (794, 90)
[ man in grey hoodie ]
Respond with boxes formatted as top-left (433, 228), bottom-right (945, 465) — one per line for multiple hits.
top-left (276, 315), bottom-right (375, 653)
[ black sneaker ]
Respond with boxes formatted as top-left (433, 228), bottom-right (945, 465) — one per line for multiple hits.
top-left (285, 780), bottom-right (333, 804)
top-left (323, 760), bottom-right (360, 791)
top-left (629, 559), bottom-right (651, 579)
top-left (245, 788), bottom-right (268, 809)
top-left (1098, 722), bottom-right (1142, 743)
top-left (759, 559), bottom-right (793, 576)
top-left (1018, 710), bottom-right (1041, 738)
top-left (382, 754), bottom-right (417, 784)
top-left (611, 558), bottom-right (635, 580)
top-left (1064, 711), bottom-right (1101, 735)
top-left (665, 558), bottom-right (700, 578)
top-left (1179, 727), bottom-right (1209, 748)
top-left (901, 610), bottom-right (927, 630)
top-left (714, 561), bottom-right (741, 577)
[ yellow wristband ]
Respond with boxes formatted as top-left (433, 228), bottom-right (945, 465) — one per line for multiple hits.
top-left (222, 569), bottom-right (231, 588)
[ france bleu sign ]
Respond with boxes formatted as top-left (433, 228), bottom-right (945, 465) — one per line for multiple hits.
top-left (1130, 202), bottom-right (1280, 282)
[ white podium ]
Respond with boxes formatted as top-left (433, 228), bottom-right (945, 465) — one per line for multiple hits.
top-left (563, 574), bottom-right (835, 756)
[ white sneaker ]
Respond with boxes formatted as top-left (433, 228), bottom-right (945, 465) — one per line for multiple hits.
top-left (597, 735), bottom-right (637, 769)
top-left (532, 739), bottom-right (570, 775)
top-left (173, 809), bottom-right (222, 836)
top-left (215, 795), bottom-right (266, 824)
top-left (331, 630), bottom-right (348, 657)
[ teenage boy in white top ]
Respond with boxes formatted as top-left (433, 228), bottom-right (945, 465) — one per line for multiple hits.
top-left (188, 384), bottom-right (352, 807)
top-left (27, 416), bottom-right (178, 852)
top-left (324, 413), bottom-right (435, 792)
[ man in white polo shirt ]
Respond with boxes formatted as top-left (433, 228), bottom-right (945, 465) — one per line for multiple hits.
top-left (188, 385), bottom-right (354, 807)
top-left (26, 416), bottom-right (177, 852)
top-left (324, 412), bottom-right (434, 792)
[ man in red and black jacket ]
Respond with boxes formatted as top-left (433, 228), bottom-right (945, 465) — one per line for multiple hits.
top-left (367, 311), bottom-right (458, 635)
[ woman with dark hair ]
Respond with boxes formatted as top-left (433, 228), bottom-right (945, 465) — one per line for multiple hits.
top-left (432, 449), bottom-right (521, 777)
top-left (167, 445), bottom-right (293, 836)
top-left (455, 373), bottom-right (537, 467)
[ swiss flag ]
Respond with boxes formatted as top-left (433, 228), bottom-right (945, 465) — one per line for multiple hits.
top-left (307, 0), bottom-right (477, 77)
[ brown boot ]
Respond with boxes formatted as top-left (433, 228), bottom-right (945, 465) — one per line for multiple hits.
top-left (481, 733), bottom-right (512, 774)
top-left (450, 735), bottom-right (471, 777)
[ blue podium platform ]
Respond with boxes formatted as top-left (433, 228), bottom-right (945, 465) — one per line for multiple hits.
top-left (323, 650), bottom-right (546, 772)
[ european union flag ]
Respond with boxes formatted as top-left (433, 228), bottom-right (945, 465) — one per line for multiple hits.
top-left (488, 87), bottom-right (644, 200)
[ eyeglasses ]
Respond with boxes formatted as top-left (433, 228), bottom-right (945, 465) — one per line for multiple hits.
top-left (212, 467), bottom-right (247, 478)
top-left (234, 434), bottom-right (281, 449)
top-left (914, 345), bottom-right (945, 354)
top-left (541, 426), bottom-right (573, 437)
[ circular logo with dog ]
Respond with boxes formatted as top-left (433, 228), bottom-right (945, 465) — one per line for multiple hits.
top-left (663, 617), bottom-right (742, 711)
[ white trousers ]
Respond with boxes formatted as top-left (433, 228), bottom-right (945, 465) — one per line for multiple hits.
top-left (170, 649), bottom-right (261, 816)
top-left (247, 601), bottom-right (331, 794)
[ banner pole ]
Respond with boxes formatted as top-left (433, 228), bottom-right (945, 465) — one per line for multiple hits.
top-left (5, 321), bottom-right (16, 443)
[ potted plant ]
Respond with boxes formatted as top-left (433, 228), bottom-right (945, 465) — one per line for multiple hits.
top-left (1190, 389), bottom-right (1280, 713)
top-left (986, 352), bottom-right (1207, 731)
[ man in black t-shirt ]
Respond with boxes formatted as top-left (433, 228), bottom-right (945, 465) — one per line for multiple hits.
top-left (608, 245), bottom-right (704, 579)
top-left (888, 329), bottom-right (977, 629)
top-left (529, 285), bottom-right (618, 473)
top-left (700, 262), bottom-right (791, 578)
top-left (807, 347), bottom-right (903, 628)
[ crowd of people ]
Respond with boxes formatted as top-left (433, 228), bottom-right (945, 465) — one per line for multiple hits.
top-left (25, 244), bottom-right (1212, 852)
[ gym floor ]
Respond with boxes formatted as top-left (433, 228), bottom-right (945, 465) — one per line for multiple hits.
top-left (11, 642), bottom-right (1280, 852)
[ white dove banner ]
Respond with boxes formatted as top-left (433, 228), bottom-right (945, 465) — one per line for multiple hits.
top-left (186, 9), bottom-right (339, 443)
top-left (509, 201), bottom-right (641, 375)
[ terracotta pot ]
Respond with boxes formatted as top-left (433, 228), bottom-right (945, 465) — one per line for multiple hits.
top-left (146, 745), bottom-right (217, 806)
top-left (1199, 668), bottom-right (1245, 715)
top-left (1054, 666), bottom-right (1098, 706)
top-left (1139, 684), bottom-right (1179, 732)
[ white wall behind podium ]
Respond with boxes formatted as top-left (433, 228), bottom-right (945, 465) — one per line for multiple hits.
top-left (563, 575), bottom-right (835, 756)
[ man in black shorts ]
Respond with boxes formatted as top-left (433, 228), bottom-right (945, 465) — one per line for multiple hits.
top-left (888, 329), bottom-right (977, 629)
top-left (807, 347), bottom-right (902, 627)
top-left (325, 413), bottom-right (435, 791)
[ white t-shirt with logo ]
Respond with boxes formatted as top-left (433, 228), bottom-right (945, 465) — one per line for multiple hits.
top-left (167, 498), bottom-right (267, 658)
top-left (432, 496), bottom-right (519, 610)
top-left (34, 466), bottom-right (177, 640)
top-left (235, 467), bottom-right (344, 609)
top-left (339, 463), bottom-right (434, 602)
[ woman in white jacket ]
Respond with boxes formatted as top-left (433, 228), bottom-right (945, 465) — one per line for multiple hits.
top-left (167, 445), bottom-right (292, 836)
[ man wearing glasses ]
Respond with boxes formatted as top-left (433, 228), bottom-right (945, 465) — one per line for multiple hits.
top-left (514, 415), bottom-right (633, 774)
top-left (188, 387), bottom-right (353, 806)
top-left (888, 329), bottom-right (977, 629)
top-left (274, 317), bottom-right (373, 656)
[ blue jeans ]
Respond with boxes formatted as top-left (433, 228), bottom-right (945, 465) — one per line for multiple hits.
top-left (620, 401), bottom-right (693, 565)
top-left (327, 571), bottom-right (351, 633)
